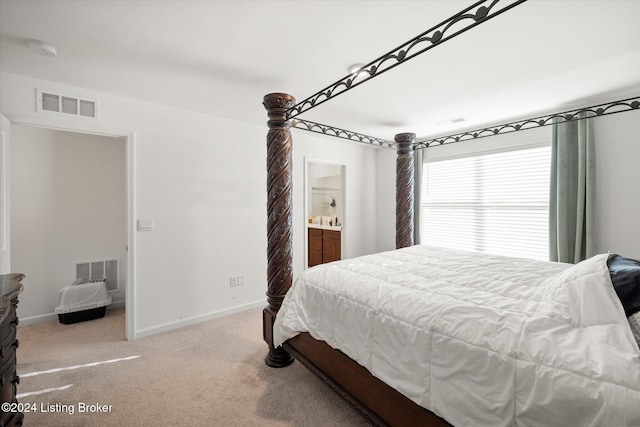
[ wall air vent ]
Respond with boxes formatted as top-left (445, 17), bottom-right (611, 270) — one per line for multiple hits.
top-left (75, 258), bottom-right (118, 292)
top-left (37, 89), bottom-right (99, 119)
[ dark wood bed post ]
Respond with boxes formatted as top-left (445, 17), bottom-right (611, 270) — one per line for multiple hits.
top-left (262, 93), bottom-right (296, 368)
top-left (395, 132), bottom-right (415, 249)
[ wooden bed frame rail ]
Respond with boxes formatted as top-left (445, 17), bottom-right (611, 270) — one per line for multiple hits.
top-left (284, 333), bottom-right (452, 427)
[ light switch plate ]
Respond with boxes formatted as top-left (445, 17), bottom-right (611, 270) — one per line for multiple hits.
top-left (137, 218), bottom-right (154, 232)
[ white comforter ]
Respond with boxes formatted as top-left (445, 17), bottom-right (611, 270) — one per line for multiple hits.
top-left (273, 246), bottom-right (640, 427)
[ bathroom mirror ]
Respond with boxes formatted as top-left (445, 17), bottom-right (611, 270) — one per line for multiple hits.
top-left (304, 158), bottom-right (345, 268)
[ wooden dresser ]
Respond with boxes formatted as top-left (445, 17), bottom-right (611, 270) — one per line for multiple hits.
top-left (1, 274), bottom-right (24, 427)
top-left (308, 227), bottom-right (341, 267)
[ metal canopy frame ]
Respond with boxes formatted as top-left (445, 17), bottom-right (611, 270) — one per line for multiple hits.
top-left (284, 0), bottom-right (639, 150)
top-left (291, 118), bottom-right (394, 148)
top-left (415, 97), bottom-right (640, 149)
top-left (287, 0), bottom-right (528, 121)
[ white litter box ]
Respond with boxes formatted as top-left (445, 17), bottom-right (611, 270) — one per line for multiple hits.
top-left (55, 280), bottom-right (112, 324)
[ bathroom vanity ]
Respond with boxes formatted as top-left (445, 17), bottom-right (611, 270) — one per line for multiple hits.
top-left (308, 225), bottom-right (341, 267)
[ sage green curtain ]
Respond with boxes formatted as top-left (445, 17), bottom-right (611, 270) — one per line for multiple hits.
top-left (413, 148), bottom-right (424, 245)
top-left (549, 114), bottom-right (595, 263)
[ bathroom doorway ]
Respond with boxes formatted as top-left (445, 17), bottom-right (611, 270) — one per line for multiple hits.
top-left (304, 158), bottom-right (345, 268)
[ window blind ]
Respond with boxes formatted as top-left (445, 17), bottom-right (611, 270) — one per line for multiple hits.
top-left (420, 145), bottom-right (551, 260)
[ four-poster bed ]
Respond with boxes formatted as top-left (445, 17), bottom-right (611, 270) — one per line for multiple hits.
top-left (262, 1), bottom-right (640, 426)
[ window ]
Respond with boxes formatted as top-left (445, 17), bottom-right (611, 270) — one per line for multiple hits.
top-left (420, 145), bottom-right (551, 260)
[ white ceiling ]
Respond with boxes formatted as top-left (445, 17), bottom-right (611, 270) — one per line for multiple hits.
top-left (1, 0), bottom-right (639, 142)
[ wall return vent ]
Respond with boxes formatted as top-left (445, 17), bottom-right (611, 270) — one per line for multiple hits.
top-left (36, 89), bottom-right (99, 119)
top-left (75, 258), bottom-right (118, 292)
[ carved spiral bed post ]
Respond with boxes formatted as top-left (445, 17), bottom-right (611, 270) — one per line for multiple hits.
top-left (395, 132), bottom-right (415, 249)
top-left (262, 93), bottom-right (296, 368)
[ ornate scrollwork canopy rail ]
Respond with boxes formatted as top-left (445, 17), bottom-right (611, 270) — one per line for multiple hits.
top-left (289, 97), bottom-right (640, 151)
top-left (291, 118), bottom-right (395, 148)
top-left (286, 0), bottom-right (528, 120)
top-left (414, 97), bottom-right (640, 149)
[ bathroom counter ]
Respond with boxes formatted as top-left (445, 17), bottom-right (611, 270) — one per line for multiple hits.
top-left (307, 224), bottom-right (342, 231)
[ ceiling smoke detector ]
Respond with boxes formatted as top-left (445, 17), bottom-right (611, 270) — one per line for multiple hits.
top-left (436, 117), bottom-right (466, 126)
top-left (28, 39), bottom-right (57, 57)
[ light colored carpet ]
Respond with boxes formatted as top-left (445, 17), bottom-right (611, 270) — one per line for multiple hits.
top-left (15, 307), bottom-right (372, 426)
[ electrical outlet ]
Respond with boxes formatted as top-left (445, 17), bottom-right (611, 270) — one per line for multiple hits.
top-left (229, 275), bottom-right (244, 287)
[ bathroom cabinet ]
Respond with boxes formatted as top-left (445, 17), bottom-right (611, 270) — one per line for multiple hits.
top-left (308, 227), bottom-right (341, 267)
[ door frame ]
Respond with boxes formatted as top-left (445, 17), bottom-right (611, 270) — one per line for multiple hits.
top-left (1, 113), bottom-right (136, 341)
top-left (0, 115), bottom-right (10, 274)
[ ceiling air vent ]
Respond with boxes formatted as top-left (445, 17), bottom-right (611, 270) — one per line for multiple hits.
top-left (36, 89), bottom-right (99, 119)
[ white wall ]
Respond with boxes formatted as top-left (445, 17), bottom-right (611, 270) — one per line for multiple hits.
top-left (375, 110), bottom-right (640, 260)
top-left (592, 111), bottom-right (640, 260)
top-left (11, 126), bottom-right (126, 321)
top-left (375, 148), bottom-right (397, 253)
top-left (1, 72), bottom-right (380, 337)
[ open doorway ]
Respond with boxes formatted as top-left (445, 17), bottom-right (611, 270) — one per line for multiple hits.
top-left (304, 158), bottom-right (346, 268)
top-left (5, 122), bottom-right (132, 339)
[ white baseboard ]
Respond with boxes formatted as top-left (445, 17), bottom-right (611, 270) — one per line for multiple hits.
top-left (134, 300), bottom-right (265, 340)
top-left (19, 299), bottom-right (265, 339)
top-left (19, 299), bottom-right (126, 326)
top-left (19, 312), bottom-right (58, 326)
top-left (109, 299), bottom-right (125, 309)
